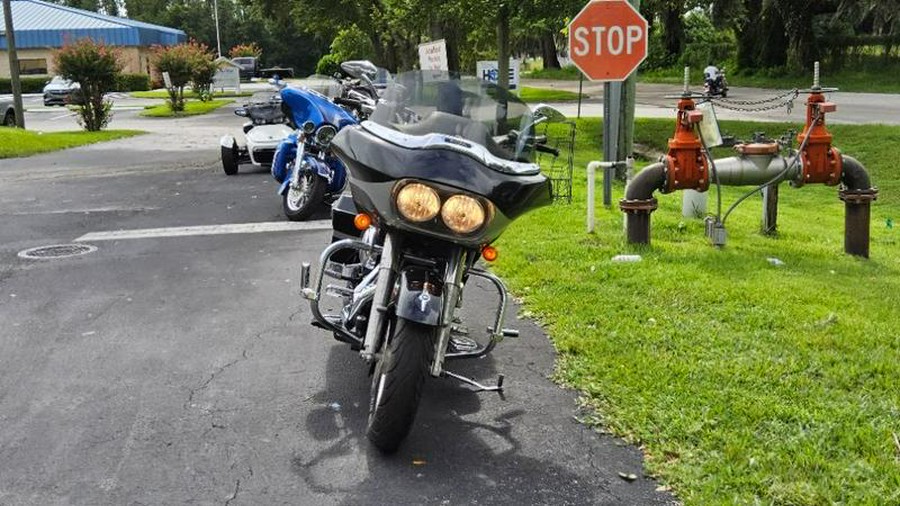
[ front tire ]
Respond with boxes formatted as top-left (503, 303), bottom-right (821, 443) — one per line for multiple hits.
top-left (282, 171), bottom-right (326, 221)
top-left (2, 111), bottom-right (14, 127)
top-left (221, 142), bottom-right (239, 175)
top-left (367, 317), bottom-right (436, 453)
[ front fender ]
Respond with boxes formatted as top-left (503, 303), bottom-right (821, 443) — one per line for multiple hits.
top-left (219, 134), bottom-right (236, 148)
top-left (272, 133), bottom-right (299, 184)
top-left (395, 268), bottom-right (443, 326)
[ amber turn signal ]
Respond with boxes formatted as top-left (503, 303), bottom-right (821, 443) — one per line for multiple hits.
top-left (354, 213), bottom-right (372, 231)
top-left (481, 245), bottom-right (498, 262)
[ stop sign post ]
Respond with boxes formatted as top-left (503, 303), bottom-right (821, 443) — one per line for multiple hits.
top-left (568, 0), bottom-right (648, 208)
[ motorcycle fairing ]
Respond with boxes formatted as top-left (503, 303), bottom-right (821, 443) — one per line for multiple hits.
top-left (280, 86), bottom-right (357, 131)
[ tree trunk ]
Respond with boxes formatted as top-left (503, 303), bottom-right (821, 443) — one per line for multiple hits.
top-left (497, 3), bottom-right (510, 91)
top-left (541, 31), bottom-right (560, 69)
top-left (662, 3), bottom-right (684, 64)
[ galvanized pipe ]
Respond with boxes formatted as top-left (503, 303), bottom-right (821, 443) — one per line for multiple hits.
top-left (710, 154), bottom-right (800, 186)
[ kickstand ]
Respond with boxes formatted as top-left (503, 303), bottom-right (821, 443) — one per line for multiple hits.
top-left (442, 370), bottom-right (504, 395)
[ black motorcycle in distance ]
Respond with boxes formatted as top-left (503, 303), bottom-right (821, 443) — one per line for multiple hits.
top-left (300, 71), bottom-right (559, 452)
top-left (704, 67), bottom-right (729, 97)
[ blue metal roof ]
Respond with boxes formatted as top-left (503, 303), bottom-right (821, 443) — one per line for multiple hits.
top-left (0, 0), bottom-right (186, 50)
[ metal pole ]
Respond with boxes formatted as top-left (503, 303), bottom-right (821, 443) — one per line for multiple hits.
top-left (213, 0), bottom-right (222, 58)
top-left (577, 73), bottom-right (583, 119)
top-left (603, 81), bottom-right (622, 207)
top-left (616, 0), bottom-right (641, 171)
top-left (3, 0), bottom-right (25, 128)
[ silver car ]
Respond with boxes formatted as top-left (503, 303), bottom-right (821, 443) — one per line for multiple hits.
top-left (43, 76), bottom-right (81, 106)
top-left (1, 97), bottom-right (15, 126)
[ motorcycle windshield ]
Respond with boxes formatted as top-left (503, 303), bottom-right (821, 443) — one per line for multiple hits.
top-left (370, 71), bottom-right (536, 163)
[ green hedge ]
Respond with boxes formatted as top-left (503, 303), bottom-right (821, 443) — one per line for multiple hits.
top-left (115, 73), bottom-right (151, 92)
top-left (0, 77), bottom-right (47, 94)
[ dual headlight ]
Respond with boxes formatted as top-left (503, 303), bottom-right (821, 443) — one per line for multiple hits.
top-left (395, 182), bottom-right (488, 234)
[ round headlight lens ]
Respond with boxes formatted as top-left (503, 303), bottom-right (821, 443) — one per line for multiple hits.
top-left (302, 121), bottom-right (316, 134)
top-left (441, 195), bottom-right (485, 234)
top-left (396, 183), bottom-right (441, 222)
top-left (315, 125), bottom-right (337, 145)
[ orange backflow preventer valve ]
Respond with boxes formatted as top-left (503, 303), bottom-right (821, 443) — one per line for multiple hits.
top-left (796, 91), bottom-right (842, 185)
top-left (664, 97), bottom-right (709, 193)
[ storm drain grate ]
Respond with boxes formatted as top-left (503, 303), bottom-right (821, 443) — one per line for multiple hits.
top-left (18, 244), bottom-right (98, 260)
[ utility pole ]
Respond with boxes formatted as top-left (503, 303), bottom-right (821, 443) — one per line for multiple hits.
top-left (3, 0), bottom-right (25, 128)
top-left (213, 0), bottom-right (222, 57)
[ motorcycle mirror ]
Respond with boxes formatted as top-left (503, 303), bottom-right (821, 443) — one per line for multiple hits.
top-left (340, 60), bottom-right (378, 80)
top-left (533, 104), bottom-right (567, 123)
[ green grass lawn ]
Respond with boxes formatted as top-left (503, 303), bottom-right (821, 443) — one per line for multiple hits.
top-left (0, 128), bottom-right (144, 158)
top-left (492, 117), bottom-right (900, 504)
top-left (130, 90), bottom-right (252, 99)
top-left (140, 99), bottom-right (234, 118)
top-left (518, 86), bottom-right (585, 102)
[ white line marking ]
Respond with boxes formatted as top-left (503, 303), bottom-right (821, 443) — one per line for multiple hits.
top-left (51, 112), bottom-right (76, 120)
top-left (74, 220), bottom-right (332, 242)
top-left (3, 206), bottom-right (160, 216)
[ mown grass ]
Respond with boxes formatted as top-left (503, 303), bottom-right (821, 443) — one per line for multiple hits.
top-left (140, 99), bottom-right (234, 118)
top-left (130, 90), bottom-right (252, 99)
top-left (0, 128), bottom-right (144, 158)
top-left (492, 117), bottom-right (900, 504)
top-left (518, 86), bottom-right (585, 102)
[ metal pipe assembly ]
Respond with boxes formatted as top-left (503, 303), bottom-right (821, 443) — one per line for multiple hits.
top-left (619, 63), bottom-right (879, 257)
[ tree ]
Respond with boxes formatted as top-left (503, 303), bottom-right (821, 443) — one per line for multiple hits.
top-left (54, 38), bottom-right (123, 131)
top-left (152, 42), bottom-right (202, 112)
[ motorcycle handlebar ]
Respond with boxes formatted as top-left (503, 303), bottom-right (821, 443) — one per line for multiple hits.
top-left (334, 97), bottom-right (363, 109)
top-left (534, 143), bottom-right (560, 157)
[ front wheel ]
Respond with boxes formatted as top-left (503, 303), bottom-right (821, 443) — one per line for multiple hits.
top-left (221, 142), bottom-right (239, 175)
top-left (2, 111), bottom-right (15, 127)
top-left (282, 170), bottom-right (326, 221)
top-left (367, 317), bottom-right (437, 453)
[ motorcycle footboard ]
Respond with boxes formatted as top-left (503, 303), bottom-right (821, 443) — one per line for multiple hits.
top-left (300, 238), bottom-right (380, 347)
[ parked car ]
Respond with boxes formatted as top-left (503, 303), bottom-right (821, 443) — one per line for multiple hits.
top-left (43, 76), bottom-right (81, 106)
top-left (1, 97), bottom-right (15, 126)
top-left (232, 57), bottom-right (260, 81)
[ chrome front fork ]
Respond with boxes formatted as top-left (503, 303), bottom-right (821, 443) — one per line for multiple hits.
top-left (431, 250), bottom-right (466, 377)
top-left (361, 234), bottom-right (397, 361)
top-left (290, 137), bottom-right (306, 188)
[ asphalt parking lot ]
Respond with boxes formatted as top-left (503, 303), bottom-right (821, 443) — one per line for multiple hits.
top-left (0, 98), bottom-right (676, 504)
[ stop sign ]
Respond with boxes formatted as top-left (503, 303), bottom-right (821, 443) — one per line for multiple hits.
top-left (568, 0), bottom-right (649, 81)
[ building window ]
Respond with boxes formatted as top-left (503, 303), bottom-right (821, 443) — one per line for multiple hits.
top-left (18, 59), bottom-right (48, 75)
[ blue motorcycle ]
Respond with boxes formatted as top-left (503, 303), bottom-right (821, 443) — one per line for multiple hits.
top-left (271, 84), bottom-right (358, 220)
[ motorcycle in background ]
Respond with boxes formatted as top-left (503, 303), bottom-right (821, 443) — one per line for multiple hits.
top-left (270, 79), bottom-right (360, 221)
top-left (704, 66), bottom-right (729, 97)
top-left (220, 97), bottom-right (292, 175)
top-left (300, 71), bottom-right (560, 452)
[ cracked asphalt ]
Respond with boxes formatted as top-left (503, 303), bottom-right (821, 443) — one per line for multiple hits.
top-left (0, 101), bottom-right (675, 505)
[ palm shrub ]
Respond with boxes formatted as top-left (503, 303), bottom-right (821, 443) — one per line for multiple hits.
top-left (54, 38), bottom-right (123, 131)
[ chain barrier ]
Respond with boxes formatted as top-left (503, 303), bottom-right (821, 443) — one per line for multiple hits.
top-left (698, 89), bottom-right (801, 114)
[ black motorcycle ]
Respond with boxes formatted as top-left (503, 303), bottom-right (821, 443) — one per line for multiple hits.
top-left (704, 67), bottom-right (729, 97)
top-left (300, 71), bottom-right (558, 452)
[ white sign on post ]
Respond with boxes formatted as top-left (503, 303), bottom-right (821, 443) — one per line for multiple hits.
top-left (162, 71), bottom-right (172, 89)
top-left (418, 39), bottom-right (448, 81)
top-left (212, 58), bottom-right (242, 93)
top-left (476, 60), bottom-right (520, 90)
